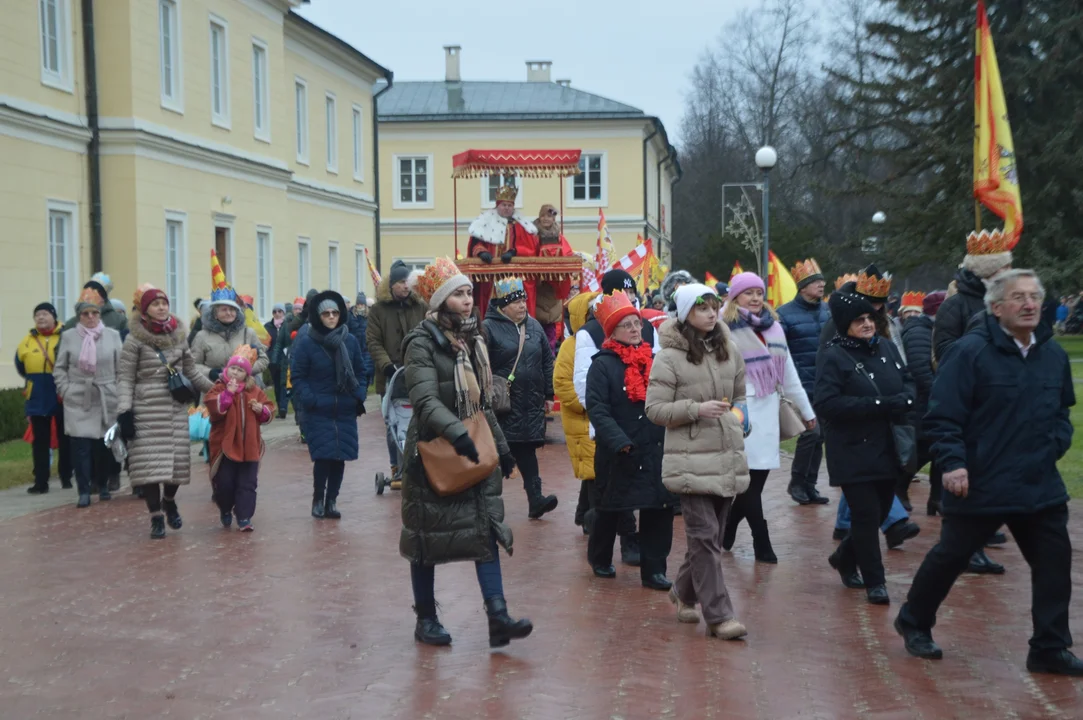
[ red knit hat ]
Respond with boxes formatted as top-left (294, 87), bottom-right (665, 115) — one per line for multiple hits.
top-left (139, 288), bottom-right (169, 315)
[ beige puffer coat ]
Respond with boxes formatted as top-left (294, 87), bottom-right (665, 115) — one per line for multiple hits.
top-left (116, 317), bottom-right (213, 487)
top-left (53, 327), bottom-right (124, 438)
top-left (190, 309), bottom-right (268, 382)
top-left (645, 319), bottom-right (750, 498)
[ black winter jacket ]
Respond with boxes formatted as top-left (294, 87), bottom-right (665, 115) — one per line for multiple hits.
top-left (263, 320), bottom-right (281, 366)
top-left (932, 269), bottom-right (986, 364)
top-left (484, 305), bottom-right (554, 445)
top-left (926, 314), bottom-right (1073, 516)
top-left (586, 347), bottom-right (674, 512)
top-left (901, 314), bottom-right (935, 425)
top-left (814, 338), bottom-right (915, 486)
top-left (778, 295), bottom-right (830, 398)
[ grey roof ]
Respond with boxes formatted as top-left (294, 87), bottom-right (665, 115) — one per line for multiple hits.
top-left (377, 81), bottom-right (646, 122)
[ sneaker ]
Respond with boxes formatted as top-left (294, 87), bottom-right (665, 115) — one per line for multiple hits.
top-left (238, 519), bottom-right (254, 532)
top-left (707, 619), bottom-right (747, 640)
top-left (221, 512), bottom-right (233, 528)
top-left (669, 588), bottom-right (700, 624)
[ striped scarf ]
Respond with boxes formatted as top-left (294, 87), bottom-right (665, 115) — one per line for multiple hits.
top-left (727, 307), bottom-right (788, 398)
top-left (432, 313), bottom-right (493, 418)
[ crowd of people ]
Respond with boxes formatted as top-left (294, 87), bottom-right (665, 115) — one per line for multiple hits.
top-left (12, 190), bottom-right (1081, 674)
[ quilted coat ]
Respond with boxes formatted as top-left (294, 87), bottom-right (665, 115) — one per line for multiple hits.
top-left (645, 320), bottom-right (750, 498)
top-left (553, 292), bottom-right (597, 480)
top-left (288, 292), bottom-right (367, 462)
top-left (777, 294), bottom-right (830, 398)
top-left (366, 274), bottom-right (428, 394)
top-left (346, 310), bottom-right (376, 388)
top-left (932, 268), bottom-right (987, 365)
top-left (483, 302), bottom-right (554, 445)
top-left (901, 314), bottom-right (936, 426)
top-left (190, 308), bottom-right (269, 383)
top-left (116, 316), bottom-right (214, 487)
top-left (399, 319), bottom-right (513, 566)
top-left (53, 327), bottom-right (123, 438)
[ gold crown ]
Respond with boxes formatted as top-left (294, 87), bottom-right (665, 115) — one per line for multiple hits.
top-left (901, 291), bottom-right (926, 309)
top-left (835, 273), bottom-right (859, 291)
top-left (230, 344), bottom-right (258, 366)
top-left (966, 229), bottom-right (1011, 256)
top-left (415, 257), bottom-right (463, 305)
top-left (856, 271), bottom-right (892, 299)
top-left (78, 286), bottom-right (104, 306)
top-left (791, 258), bottom-right (822, 284)
top-left (495, 184), bottom-right (519, 204)
top-left (132, 282), bottom-right (157, 310)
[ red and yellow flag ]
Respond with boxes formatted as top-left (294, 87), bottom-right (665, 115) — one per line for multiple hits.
top-left (364, 246), bottom-right (381, 288)
top-left (729, 261), bottom-right (744, 280)
top-left (974, 0), bottom-right (1022, 248)
top-left (766, 252), bottom-right (797, 309)
top-left (704, 271), bottom-right (719, 286)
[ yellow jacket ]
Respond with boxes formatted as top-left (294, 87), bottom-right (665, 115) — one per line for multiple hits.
top-left (554, 292), bottom-right (597, 480)
top-left (15, 328), bottom-right (62, 416)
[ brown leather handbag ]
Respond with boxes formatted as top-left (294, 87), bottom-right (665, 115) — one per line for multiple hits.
top-left (417, 413), bottom-right (499, 496)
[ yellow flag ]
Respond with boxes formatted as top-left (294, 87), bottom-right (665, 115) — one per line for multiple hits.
top-left (974, 1), bottom-right (1022, 248)
top-left (767, 252), bottom-right (797, 309)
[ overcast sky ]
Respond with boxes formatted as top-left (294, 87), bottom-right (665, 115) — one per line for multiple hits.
top-left (297, 0), bottom-right (763, 145)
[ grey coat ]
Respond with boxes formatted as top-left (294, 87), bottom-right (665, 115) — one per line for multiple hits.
top-left (53, 327), bottom-right (124, 439)
top-left (190, 308), bottom-right (269, 382)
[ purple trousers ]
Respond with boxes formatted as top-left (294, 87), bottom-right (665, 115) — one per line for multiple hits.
top-left (215, 459), bottom-right (259, 521)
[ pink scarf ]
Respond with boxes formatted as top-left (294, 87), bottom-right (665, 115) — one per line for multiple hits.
top-left (76, 320), bottom-right (104, 374)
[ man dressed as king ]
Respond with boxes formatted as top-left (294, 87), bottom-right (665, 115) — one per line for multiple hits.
top-left (468, 183), bottom-right (539, 318)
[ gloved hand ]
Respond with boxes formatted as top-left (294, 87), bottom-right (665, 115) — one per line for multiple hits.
top-left (500, 248), bottom-right (517, 264)
top-left (356, 400), bottom-right (366, 416)
top-left (887, 394), bottom-right (913, 415)
top-left (478, 251), bottom-right (493, 264)
top-left (208, 368), bottom-right (222, 382)
top-left (118, 411), bottom-right (136, 441)
top-left (452, 434), bottom-right (480, 464)
top-left (500, 453), bottom-right (516, 479)
top-left (383, 364), bottom-right (397, 380)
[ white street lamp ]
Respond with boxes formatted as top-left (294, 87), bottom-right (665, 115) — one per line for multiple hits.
top-left (872, 211), bottom-right (886, 225)
top-left (755, 146), bottom-right (777, 278)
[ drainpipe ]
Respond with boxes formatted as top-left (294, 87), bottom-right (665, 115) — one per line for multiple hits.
top-left (371, 72), bottom-right (394, 273)
top-left (668, 150), bottom-right (682, 266)
top-left (642, 120), bottom-right (659, 242)
top-left (656, 145), bottom-right (676, 262)
top-left (81, 0), bottom-right (103, 272)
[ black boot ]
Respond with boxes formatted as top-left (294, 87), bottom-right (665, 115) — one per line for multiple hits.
top-left (525, 477), bottom-right (557, 519)
top-left (324, 499), bottom-right (341, 520)
top-left (894, 614), bottom-right (942, 659)
top-left (161, 498), bottom-right (183, 529)
top-left (967, 549), bottom-right (1005, 574)
top-left (574, 481), bottom-right (590, 528)
top-left (413, 603), bottom-right (452, 646)
top-left (1026, 649), bottom-right (1083, 676)
top-left (311, 499), bottom-right (325, 519)
top-left (828, 546), bottom-right (865, 588)
top-left (61, 478), bottom-right (73, 490)
top-left (484, 596), bottom-right (533, 648)
top-left (722, 504), bottom-right (743, 551)
top-left (805, 484), bottom-right (830, 505)
top-left (150, 515), bottom-right (166, 539)
top-left (619, 533), bottom-right (641, 566)
top-left (108, 473), bottom-right (120, 492)
top-left (27, 482), bottom-right (48, 495)
top-left (749, 520), bottom-right (777, 563)
top-left (787, 479), bottom-right (811, 505)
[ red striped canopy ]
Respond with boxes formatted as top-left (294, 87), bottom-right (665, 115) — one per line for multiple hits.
top-left (451, 149), bottom-right (582, 179)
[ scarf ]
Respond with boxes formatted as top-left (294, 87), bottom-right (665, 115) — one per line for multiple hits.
top-left (432, 313), bottom-right (493, 418)
top-left (728, 306), bottom-right (788, 398)
top-left (143, 315), bottom-right (178, 335)
top-left (601, 339), bottom-right (653, 402)
top-left (311, 323), bottom-right (359, 395)
top-left (75, 320), bottom-right (105, 374)
top-left (273, 316), bottom-right (285, 329)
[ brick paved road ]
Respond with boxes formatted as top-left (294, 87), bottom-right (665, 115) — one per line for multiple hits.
top-left (1, 412), bottom-right (1082, 719)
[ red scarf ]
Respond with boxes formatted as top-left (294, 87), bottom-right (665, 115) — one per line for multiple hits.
top-left (142, 315), bottom-right (178, 335)
top-left (602, 339), bottom-right (653, 402)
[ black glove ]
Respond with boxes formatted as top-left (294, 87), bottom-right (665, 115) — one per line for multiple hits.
top-left (452, 434), bottom-right (480, 464)
top-left (383, 364), bottom-right (397, 380)
top-left (118, 411), bottom-right (136, 441)
top-left (478, 251), bottom-right (493, 264)
top-left (500, 453), bottom-right (516, 479)
top-left (208, 368), bottom-right (222, 382)
top-left (887, 394), bottom-right (913, 414)
top-left (356, 400), bottom-right (366, 417)
top-left (500, 248), bottom-right (517, 264)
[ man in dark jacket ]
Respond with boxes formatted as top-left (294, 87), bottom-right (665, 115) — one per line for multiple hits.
top-left (778, 258), bottom-right (830, 505)
top-left (895, 270), bottom-right (1082, 675)
top-left (346, 292), bottom-right (375, 391)
top-left (901, 291), bottom-right (945, 516)
top-left (264, 303), bottom-right (288, 418)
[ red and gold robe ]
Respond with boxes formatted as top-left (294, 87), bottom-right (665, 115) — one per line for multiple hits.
top-left (467, 210), bottom-right (539, 318)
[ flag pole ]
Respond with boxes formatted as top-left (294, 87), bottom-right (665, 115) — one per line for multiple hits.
top-left (975, 199), bottom-right (982, 234)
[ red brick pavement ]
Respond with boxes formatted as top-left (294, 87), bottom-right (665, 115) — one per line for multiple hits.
top-left (1, 413), bottom-right (1082, 719)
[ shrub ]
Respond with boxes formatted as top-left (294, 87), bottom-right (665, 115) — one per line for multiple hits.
top-left (0, 388), bottom-right (27, 443)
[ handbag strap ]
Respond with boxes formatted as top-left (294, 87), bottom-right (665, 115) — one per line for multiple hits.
top-left (850, 356), bottom-right (882, 394)
top-left (507, 324), bottom-right (526, 382)
top-left (154, 349), bottom-right (177, 375)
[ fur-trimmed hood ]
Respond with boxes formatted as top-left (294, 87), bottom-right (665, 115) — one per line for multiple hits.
top-left (307, 290), bottom-right (348, 333)
top-left (128, 314), bottom-right (188, 349)
top-left (467, 208), bottom-right (538, 247)
top-left (375, 272), bottom-right (425, 306)
top-left (200, 305), bottom-right (247, 335)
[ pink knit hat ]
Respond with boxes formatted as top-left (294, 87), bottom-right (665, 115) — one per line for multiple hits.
top-left (728, 272), bottom-right (765, 301)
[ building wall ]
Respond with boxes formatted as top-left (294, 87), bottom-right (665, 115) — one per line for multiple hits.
top-left (0, 0), bottom-right (86, 118)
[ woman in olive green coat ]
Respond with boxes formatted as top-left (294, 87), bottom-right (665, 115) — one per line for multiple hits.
top-left (399, 257), bottom-right (532, 649)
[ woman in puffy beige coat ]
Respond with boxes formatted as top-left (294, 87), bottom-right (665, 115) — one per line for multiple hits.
top-left (190, 297), bottom-right (268, 385)
top-left (117, 287), bottom-right (213, 539)
top-left (645, 283), bottom-right (750, 640)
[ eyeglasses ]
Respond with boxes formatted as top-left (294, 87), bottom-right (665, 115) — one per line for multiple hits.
top-left (321, 310), bottom-right (340, 317)
top-left (546, 209), bottom-right (558, 217)
top-left (615, 318), bottom-right (643, 332)
top-left (854, 315), bottom-right (875, 325)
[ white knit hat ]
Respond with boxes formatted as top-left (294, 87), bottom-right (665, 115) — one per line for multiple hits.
top-left (674, 283), bottom-right (718, 323)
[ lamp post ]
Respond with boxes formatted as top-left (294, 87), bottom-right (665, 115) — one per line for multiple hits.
top-left (755, 146), bottom-right (778, 279)
top-left (872, 211), bottom-right (886, 225)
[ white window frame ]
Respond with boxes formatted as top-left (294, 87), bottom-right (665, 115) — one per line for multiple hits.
top-left (158, 0), bottom-right (184, 114)
top-left (392, 154), bottom-right (434, 210)
top-left (354, 245), bottom-right (365, 296)
top-left (325, 92), bottom-right (338, 174)
top-left (327, 241), bottom-right (340, 290)
top-left (256, 226), bottom-right (273, 319)
top-left (480, 173), bottom-right (523, 210)
top-left (297, 238), bottom-right (311, 296)
top-left (392, 258), bottom-right (432, 275)
top-left (566, 151), bottom-right (608, 208)
top-left (38, 0), bottom-right (73, 93)
top-left (294, 77), bottom-right (309, 165)
top-left (45, 199), bottom-right (80, 320)
top-left (351, 104), bottom-right (364, 182)
top-left (251, 37), bottom-right (270, 143)
top-left (208, 14), bottom-right (230, 129)
top-left (164, 210), bottom-right (188, 316)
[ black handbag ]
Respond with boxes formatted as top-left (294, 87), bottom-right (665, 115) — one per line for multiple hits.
top-left (851, 351), bottom-right (917, 476)
top-left (155, 349), bottom-right (196, 405)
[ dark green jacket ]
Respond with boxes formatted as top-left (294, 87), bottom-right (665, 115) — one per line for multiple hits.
top-left (399, 320), bottom-right (512, 566)
top-left (367, 275), bottom-right (427, 394)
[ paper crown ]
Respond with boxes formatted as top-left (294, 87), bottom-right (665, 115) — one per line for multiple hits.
top-left (791, 258), bottom-right (823, 285)
top-left (900, 291), bottom-right (926, 310)
top-left (966, 229), bottom-right (1011, 256)
top-left (78, 286), bottom-right (104, 307)
top-left (595, 290), bottom-right (639, 336)
top-left (90, 272), bottom-right (113, 293)
top-left (835, 273), bottom-right (859, 290)
top-left (230, 344), bottom-right (258, 367)
top-left (494, 276), bottom-right (526, 300)
top-left (856, 270), bottom-right (892, 299)
top-left (132, 282), bottom-right (157, 310)
top-left (414, 257), bottom-right (464, 305)
top-left (495, 184), bottom-right (519, 204)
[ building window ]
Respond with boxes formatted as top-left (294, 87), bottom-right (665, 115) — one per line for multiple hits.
top-left (297, 238), bottom-right (311, 296)
top-left (47, 201), bottom-right (78, 319)
top-left (294, 78), bottom-right (308, 164)
top-left (159, 0), bottom-right (183, 112)
top-left (252, 39), bottom-right (269, 141)
top-left (354, 246), bottom-right (364, 294)
top-left (38, 0), bottom-right (72, 92)
top-left (569, 152), bottom-right (607, 206)
top-left (164, 212), bottom-right (187, 315)
top-left (256, 228), bottom-right (272, 318)
top-left (482, 173), bottom-right (522, 209)
top-left (328, 242), bottom-right (339, 290)
top-left (209, 16), bottom-right (229, 128)
top-left (351, 105), bottom-right (363, 182)
top-left (325, 93), bottom-right (337, 173)
top-left (394, 155), bottom-right (433, 209)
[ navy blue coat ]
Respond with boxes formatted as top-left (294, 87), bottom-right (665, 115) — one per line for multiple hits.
top-left (290, 294), bottom-right (367, 462)
top-left (926, 313), bottom-right (1074, 516)
top-left (346, 311), bottom-right (376, 388)
top-left (778, 295), bottom-right (830, 398)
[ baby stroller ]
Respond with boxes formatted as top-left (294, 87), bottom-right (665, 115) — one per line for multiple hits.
top-left (375, 366), bottom-right (411, 495)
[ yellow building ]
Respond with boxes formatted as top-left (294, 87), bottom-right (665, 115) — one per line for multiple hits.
top-left (376, 47), bottom-right (680, 275)
top-left (0, 0), bottom-right (390, 387)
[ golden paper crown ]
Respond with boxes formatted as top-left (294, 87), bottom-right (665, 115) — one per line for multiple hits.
top-left (595, 290), bottom-right (638, 335)
top-left (966, 229), bottom-right (1011, 256)
top-left (835, 274), bottom-right (859, 291)
top-left (791, 258), bottom-right (823, 284)
top-left (230, 344), bottom-right (258, 367)
top-left (78, 286), bottom-right (104, 307)
top-left (414, 257), bottom-right (464, 305)
top-left (495, 184), bottom-right (519, 204)
top-left (900, 291), bottom-right (926, 310)
top-left (856, 271), bottom-right (892, 299)
top-left (132, 282), bottom-right (157, 310)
